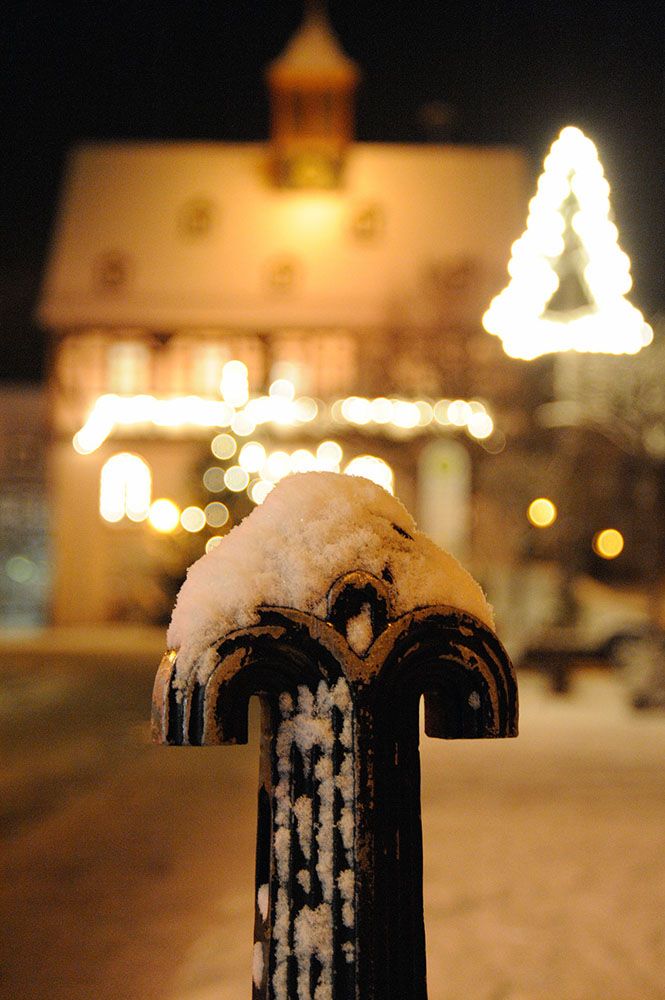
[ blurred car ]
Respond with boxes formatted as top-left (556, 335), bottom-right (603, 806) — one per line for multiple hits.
top-left (491, 563), bottom-right (659, 694)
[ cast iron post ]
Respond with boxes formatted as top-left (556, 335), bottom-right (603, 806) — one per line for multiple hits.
top-left (152, 570), bottom-right (518, 1000)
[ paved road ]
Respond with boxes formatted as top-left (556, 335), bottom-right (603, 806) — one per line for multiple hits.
top-left (1, 647), bottom-right (664, 1000)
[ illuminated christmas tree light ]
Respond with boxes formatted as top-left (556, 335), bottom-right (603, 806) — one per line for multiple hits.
top-left (483, 126), bottom-right (653, 360)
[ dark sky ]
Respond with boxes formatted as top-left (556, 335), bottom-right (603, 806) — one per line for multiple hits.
top-left (2, 0), bottom-right (664, 381)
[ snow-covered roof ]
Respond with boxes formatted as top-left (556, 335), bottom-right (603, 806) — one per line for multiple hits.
top-left (167, 471), bottom-right (494, 683)
top-left (38, 141), bottom-right (526, 331)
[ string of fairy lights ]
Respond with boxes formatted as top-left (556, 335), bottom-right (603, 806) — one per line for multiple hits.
top-left (74, 363), bottom-right (498, 458)
top-left (81, 347), bottom-right (628, 561)
top-left (77, 358), bottom-right (502, 544)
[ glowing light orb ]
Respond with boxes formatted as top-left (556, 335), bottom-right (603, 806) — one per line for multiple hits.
top-left (211, 434), bottom-right (237, 460)
top-left (344, 456), bottom-right (393, 493)
top-left (203, 467), bottom-right (226, 492)
top-left (371, 397), bottom-right (393, 424)
top-left (448, 400), bottom-right (472, 427)
top-left (181, 506), bottom-right (206, 532)
top-left (100, 452), bottom-right (151, 523)
top-left (467, 411), bottom-right (494, 440)
top-left (593, 528), bottom-right (624, 559)
top-left (269, 378), bottom-right (296, 401)
top-left (391, 401), bottom-right (420, 429)
top-left (316, 440), bottom-right (343, 469)
top-left (527, 498), bottom-right (557, 527)
top-left (433, 400), bottom-right (452, 425)
top-left (232, 411), bottom-right (257, 436)
top-left (342, 396), bottom-right (372, 425)
top-left (224, 466), bottom-right (250, 492)
top-left (249, 480), bottom-right (274, 504)
top-left (204, 501), bottom-right (229, 528)
top-left (148, 499), bottom-right (180, 533)
top-left (239, 442), bottom-right (267, 473)
top-left (262, 451), bottom-right (291, 483)
top-left (5, 555), bottom-right (35, 583)
top-left (289, 449), bottom-right (318, 473)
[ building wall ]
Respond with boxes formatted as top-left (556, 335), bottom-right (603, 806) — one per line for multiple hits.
top-left (39, 139), bottom-right (530, 626)
top-left (38, 142), bottom-right (527, 331)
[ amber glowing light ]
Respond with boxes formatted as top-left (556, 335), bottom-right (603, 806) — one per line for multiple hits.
top-left (593, 528), bottom-right (624, 559)
top-left (527, 498), bottom-right (557, 528)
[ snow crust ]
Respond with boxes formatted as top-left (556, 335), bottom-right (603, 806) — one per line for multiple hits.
top-left (271, 678), bottom-right (356, 1000)
top-left (252, 942), bottom-right (264, 990)
top-left (167, 471), bottom-right (493, 682)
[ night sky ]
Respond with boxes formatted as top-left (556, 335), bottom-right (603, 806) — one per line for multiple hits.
top-left (3, 0), bottom-right (664, 382)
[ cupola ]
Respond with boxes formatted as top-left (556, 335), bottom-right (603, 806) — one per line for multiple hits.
top-left (266, 2), bottom-right (360, 188)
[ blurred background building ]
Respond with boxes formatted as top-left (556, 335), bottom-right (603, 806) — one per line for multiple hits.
top-left (4, 4), bottom-right (664, 676)
top-left (34, 7), bottom-right (531, 628)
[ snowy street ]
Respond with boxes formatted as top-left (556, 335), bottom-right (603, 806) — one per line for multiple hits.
top-left (0, 634), bottom-right (664, 1000)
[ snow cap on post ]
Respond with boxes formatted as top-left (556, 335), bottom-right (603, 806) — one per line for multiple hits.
top-left (166, 470), bottom-right (494, 689)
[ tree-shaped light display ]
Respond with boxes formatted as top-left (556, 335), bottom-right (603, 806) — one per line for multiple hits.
top-left (483, 126), bottom-right (653, 360)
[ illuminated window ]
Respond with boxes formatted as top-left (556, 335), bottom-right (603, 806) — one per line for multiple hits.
top-left (100, 453), bottom-right (151, 523)
top-left (161, 334), bottom-right (265, 396)
top-left (272, 330), bottom-right (356, 396)
top-left (193, 341), bottom-right (231, 396)
top-left (221, 360), bottom-right (249, 406)
top-left (107, 341), bottom-right (150, 394)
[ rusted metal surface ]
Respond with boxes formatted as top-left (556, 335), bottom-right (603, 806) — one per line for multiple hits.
top-left (153, 571), bottom-right (517, 1000)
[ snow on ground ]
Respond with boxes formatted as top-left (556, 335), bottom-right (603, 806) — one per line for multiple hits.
top-left (420, 670), bottom-right (665, 1000)
top-left (1, 651), bottom-right (663, 1000)
top-left (170, 669), bottom-right (665, 1000)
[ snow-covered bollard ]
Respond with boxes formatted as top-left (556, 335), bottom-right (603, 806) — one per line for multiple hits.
top-left (152, 472), bottom-right (518, 1000)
